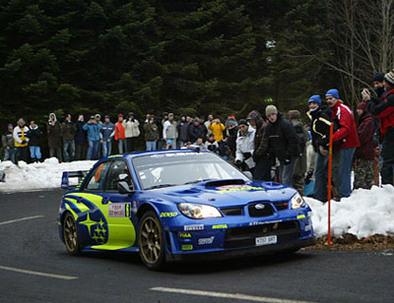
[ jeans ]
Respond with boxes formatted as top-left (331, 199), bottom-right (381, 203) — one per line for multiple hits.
top-left (118, 139), bottom-right (127, 154)
top-left (332, 147), bottom-right (356, 198)
top-left (313, 152), bottom-right (328, 202)
top-left (4, 148), bottom-right (16, 164)
top-left (15, 147), bottom-right (29, 164)
top-left (380, 131), bottom-right (394, 185)
top-left (279, 157), bottom-right (298, 187)
top-left (75, 144), bottom-right (87, 160)
top-left (63, 140), bottom-right (75, 162)
top-left (29, 146), bottom-right (42, 160)
top-left (102, 140), bottom-right (112, 158)
top-left (50, 147), bottom-right (62, 162)
top-left (87, 140), bottom-right (99, 160)
top-left (146, 141), bottom-right (157, 151)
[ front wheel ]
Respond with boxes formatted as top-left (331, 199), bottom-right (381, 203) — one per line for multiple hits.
top-left (63, 212), bottom-right (81, 255)
top-left (138, 211), bottom-right (165, 270)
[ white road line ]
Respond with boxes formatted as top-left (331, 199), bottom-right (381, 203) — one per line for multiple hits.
top-left (151, 287), bottom-right (317, 303)
top-left (0, 215), bottom-right (44, 226)
top-left (0, 265), bottom-right (78, 280)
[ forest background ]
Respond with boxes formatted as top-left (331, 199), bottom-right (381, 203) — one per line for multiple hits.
top-left (0, 0), bottom-right (393, 151)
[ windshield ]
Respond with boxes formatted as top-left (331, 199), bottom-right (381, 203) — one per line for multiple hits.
top-left (132, 151), bottom-right (249, 190)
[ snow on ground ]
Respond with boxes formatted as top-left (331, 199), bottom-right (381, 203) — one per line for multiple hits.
top-left (1, 158), bottom-right (393, 239)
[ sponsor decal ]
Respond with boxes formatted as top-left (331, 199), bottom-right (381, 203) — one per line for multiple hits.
top-left (179, 232), bottom-right (192, 238)
top-left (184, 224), bottom-right (204, 231)
top-left (181, 244), bottom-right (193, 251)
top-left (216, 184), bottom-right (265, 194)
top-left (160, 212), bottom-right (178, 218)
top-left (249, 220), bottom-right (282, 226)
top-left (108, 203), bottom-right (131, 218)
top-left (212, 224), bottom-right (228, 229)
top-left (198, 236), bottom-right (215, 245)
top-left (297, 214), bottom-right (306, 220)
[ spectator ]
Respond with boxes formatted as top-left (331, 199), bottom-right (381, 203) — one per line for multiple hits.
top-left (225, 115), bottom-right (238, 159)
top-left (354, 102), bottom-right (374, 189)
top-left (366, 69), bottom-right (394, 185)
top-left (208, 116), bottom-right (225, 143)
top-left (306, 95), bottom-right (332, 202)
top-left (190, 137), bottom-right (207, 151)
top-left (115, 114), bottom-right (126, 154)
top-left (75, 114), bottom-right (87, 160)
top-left (163, 113), bottom-right (177, 149)
top-left (188, 117), bottom-right (206, 144)
top-left (143, 116), bottom-right (159, 151)
top-left (61, 114), bottom-right (76, 162)
top-left (158, 112), bottom-right (168, 150)
top-left (101, 115), bottom-right (115, 157)
top-left (95, 114), bottom-right (103, 157)
top-left (235, 119), bottom-right (255, 172)
top-left (177, 114), bottom-right (189, 148)
top-left (83, 115), bottom-right (102, 160)
top-left (326, 88), bottom-right (360, 199)
top-left (246, 110), bottom-right (270, 180)
top-left (265, 105), bottom-right (300, 186)
top-left (199, 116), bottom-right (208, 139)
top-left (27, 121), bottom-right (42, 163)
top-left (288, 110), bottom-right (309, 194)
top-left (205, 135), bottom-right (219, 153)
top-left (124, 112), bottom-right (140, 152)
top-left (2, 124), bottom-right (16, 163)
top-left (205, 114), bottom-right (214, 138)
top-left (47, 113), bottom-right (62, 162)
top-left (13, 118), bottom-right (30, 164)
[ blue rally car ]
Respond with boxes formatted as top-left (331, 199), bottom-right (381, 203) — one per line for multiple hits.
top-left (58, 149), bottom-right (315, 270)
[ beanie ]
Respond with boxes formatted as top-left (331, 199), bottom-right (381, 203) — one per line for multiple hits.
top-left (357, 102), bottom-right (368, 112)
top-left (238, 119), bottom-right (248, 126)
top-left (384, 69), bottom-right (394, 85)
top-left (325, 89), bottom-right (339, 100)
top-left (265, 105), bottom-right (278, 117)
top-left (308, 95), bottom-right (321, 106)
top-left (372, 72), bottom-right (385, 83)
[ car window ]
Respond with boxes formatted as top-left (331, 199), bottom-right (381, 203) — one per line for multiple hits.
top-left (84, 161), bottom-right (112, 191)
top-left (105, 160), bottom-right (132, 191)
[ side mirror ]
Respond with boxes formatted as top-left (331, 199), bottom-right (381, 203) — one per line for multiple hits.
top-left (118, 181), bottom-right (134, 195)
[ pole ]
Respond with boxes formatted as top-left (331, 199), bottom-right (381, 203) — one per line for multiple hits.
top-left (327, 123), bottom-right (334, 245)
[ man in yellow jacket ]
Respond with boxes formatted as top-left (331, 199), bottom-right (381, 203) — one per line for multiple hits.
top-left (13, 118), bottom-right (30, 164)
top-left (208, 117), bottom-right (225, 142)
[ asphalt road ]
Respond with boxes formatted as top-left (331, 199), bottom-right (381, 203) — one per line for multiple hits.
top-left (0, 189), bottom-right (393, 303)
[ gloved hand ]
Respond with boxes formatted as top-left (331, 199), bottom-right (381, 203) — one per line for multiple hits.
top-left (242, 152), bottom-right (252, 159)
top-left (235, 160), bottom-right (242, 168)
top-left (284, 158), bottom-right (291, 165)
top-left (305, 170), bottom-right (313, 184)
top-left (21, 140), bottom-right (26, 144)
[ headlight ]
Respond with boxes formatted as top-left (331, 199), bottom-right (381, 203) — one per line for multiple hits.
top-left (178, 203), bottom-right (222, 219)
top-left (291, 192), bottom-right (306, 209)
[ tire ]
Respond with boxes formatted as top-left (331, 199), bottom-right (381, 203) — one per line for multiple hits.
top-left (63, 212), bottom-right (81, 255)
top-left (138, 211), bottom-right (166, 270)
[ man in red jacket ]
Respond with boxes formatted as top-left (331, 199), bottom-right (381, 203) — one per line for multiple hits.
top-left (326, 89), bottom-right (360, 199)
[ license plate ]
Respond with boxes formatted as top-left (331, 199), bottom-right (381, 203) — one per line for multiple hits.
top-left (255, 235), bottom-right (277, 246)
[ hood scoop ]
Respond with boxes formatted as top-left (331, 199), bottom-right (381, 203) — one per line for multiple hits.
top-left (205, 179), bottom-right (245, 188)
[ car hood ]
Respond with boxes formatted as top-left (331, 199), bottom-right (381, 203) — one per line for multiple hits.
top-left (143, 180), bottom-right (297, 207)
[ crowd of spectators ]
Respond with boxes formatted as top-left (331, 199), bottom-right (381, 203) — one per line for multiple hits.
top-left (2, 69), bottom-right (393, 200)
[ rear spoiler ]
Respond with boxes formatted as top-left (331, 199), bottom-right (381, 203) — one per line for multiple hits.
top-left (61, 170), bottom-right (88, 189)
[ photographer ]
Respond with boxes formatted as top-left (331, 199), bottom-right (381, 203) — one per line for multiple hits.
top-left (47, 113), bottom-right (62, 162)
top-left (235, 119), bottom-right (255, 173)
top-left (83, 115), bottom-right (102, 160)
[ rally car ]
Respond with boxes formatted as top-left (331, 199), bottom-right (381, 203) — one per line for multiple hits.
top-left (58, 149), bottom-right (315, 270)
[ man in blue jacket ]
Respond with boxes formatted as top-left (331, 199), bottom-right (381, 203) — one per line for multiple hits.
top-left (83, 116), bottom-right (102, 160)
top-left (100, 115), bottom-right (115, 157)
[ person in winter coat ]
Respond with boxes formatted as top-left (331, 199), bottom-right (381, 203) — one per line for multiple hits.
top-left (208, 117), bottom-right (225, 143)
top-left (246, 110), bottom-right (271, 180)
top-left (61, 114), bottom-right (76, 162)
top-left (177, 115), bottom-right (189, 148)
top-left (123, 112), bottom-right (140, 152)
top-left (163, 113), bottom-right (177, 149)
top-left (100, 115), bottom-right (115, 157)
top-left (365, 69), bottom-right (394, 185)
top-left (13, 118), bottom-right (30, 164)
top-left (306, 95), bottom-right (332, 202)
top-left (354, 102), bottom-right (374, 189)
top-left (115, 114), bottom-right (127, 154)
top-left (83, 116), bottom-right (103, 160)
top-left (75, 115), bottom-right (87, 160)
top-left (47, 113), bottom-right (62, 162)
top-left (188, 117), bottom-right (206, 144)
top-left (143, 116), bottom-right (159, 151)
top-left (235, 119), bottom-right (255, 172)
top-left (326, 89), bottom-right (360, 199)
top-left (27, 121), bottom-right (42, 162)
top-left (225, 115), bottom-right (238, 159)
top-left (2, 124), bottom-right (16, 163)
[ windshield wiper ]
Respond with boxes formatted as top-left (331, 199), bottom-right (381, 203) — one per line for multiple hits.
top-left (184, 178), bottom-right (214, 185)
top-left (145, 184), bottom-right (176, 190)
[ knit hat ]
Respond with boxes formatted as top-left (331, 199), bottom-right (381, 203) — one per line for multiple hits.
top-left (265, 105), bottom-right (278, 117)
top-left (238, 119), bottom-right (248, 126)
top-left (168, 113), bottom-right (174, 117)
top-left (357, 102), bottom-right (368, 112)
top-left (372, 72), bottom-right (385, 83)
top-left (325, 89), bottom-right (339, 99)
top-left (117, 114), bottom-right (124, 118)
top-left (384, 69), bottom-right (394, 85)
top-left (308, 95), bottom-right (321, 106)
top-left (7, 123), bottom-right (13, 127)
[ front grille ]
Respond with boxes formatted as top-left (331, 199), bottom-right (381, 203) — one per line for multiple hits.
top-left (248, 203), bottom-right (274, 217)
top-left (224, 221), bottom-right (300, 249)
top-left (274, 201), bottom-right (289, 211)
top-left (221, 207), bottom-right (243, 216)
